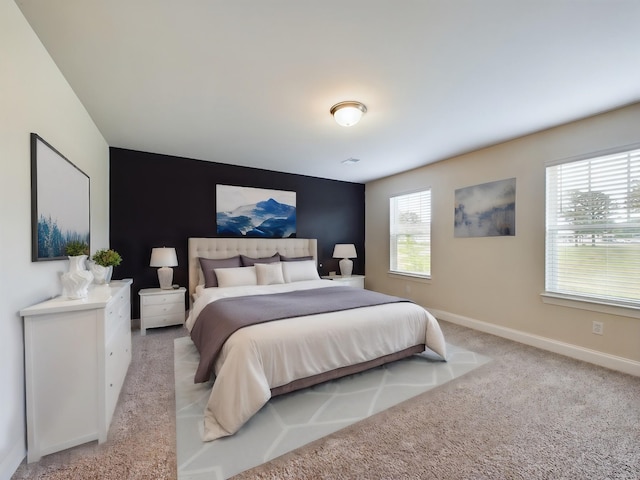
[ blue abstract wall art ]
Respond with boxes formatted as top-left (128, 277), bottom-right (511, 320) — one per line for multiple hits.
top-left (454, 178), bottom-right (516, 237)
top-left (216, 185), bottom-right (296, 237)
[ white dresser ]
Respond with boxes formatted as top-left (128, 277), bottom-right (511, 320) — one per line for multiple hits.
top-left (139, 287), bottom-right (186, 335)
top-left (20, 279), bottom-right (133, 463)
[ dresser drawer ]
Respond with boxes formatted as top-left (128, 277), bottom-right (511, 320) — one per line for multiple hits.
top-left (104, 324), bottom-right (130, 427)
top-left (105, 294), bottom-right (130, 344)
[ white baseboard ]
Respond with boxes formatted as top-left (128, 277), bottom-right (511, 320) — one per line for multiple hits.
top-left (431, 308), bottom-right (640, 377)
top-left (1, 442), bottom-right (25, 480)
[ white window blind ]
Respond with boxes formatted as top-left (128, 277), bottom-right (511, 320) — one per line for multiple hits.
top-left (390, 189), bottom-right (431, 277)
top-left (545, 147), bottom-right (640, 306)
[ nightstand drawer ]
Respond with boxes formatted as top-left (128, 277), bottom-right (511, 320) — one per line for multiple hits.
top-left (141, 292), bottom-right (182, 306)
top-left (321, 275), bottom-right (365, 289)
top-left (145, 312), bottom-right (185, 329)
top-left (143, 302), bottom-right (184, 317)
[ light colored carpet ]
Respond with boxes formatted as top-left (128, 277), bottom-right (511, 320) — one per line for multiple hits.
top-left (174, 337), bottom-right (490, 479)
top-left (11, 321), bottom-right (640, 479)
top-left (234, 324), bottom-right (640, 480)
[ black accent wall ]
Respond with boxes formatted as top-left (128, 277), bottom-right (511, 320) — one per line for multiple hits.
top-left (109, 148), bottom-right (365, 318)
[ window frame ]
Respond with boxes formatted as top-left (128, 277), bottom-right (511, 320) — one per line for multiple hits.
top-left (543, 143), bottom-right (640, 318)
top-left (389, 188), bottom-right (432, 279)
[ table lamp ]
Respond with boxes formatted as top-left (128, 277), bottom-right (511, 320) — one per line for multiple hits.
top-left (150, 247), bottom-right (178, 289)
top-left (333, 244), bottom-right (357, 277)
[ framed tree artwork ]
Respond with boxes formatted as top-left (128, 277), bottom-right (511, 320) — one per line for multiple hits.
top-left (31, 133), bottom-right (90, 261)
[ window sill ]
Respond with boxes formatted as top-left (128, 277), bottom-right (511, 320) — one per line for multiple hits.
top-left (541, 292), bottom-right (640, 319)
top-left (387, 271), bottom-right (431, 283)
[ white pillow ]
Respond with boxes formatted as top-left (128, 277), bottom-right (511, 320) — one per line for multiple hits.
top-left (214, 266), bottom-right (257, 287)
top-left (281, 260), bottom-right (320, 283)
top-left (255, 263), bottom-right (285, 285)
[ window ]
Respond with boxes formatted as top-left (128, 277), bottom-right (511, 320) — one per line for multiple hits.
top-left (545, 146), bottom-right (640, 308)
top-left (390, 189), bottom-right (431, 277)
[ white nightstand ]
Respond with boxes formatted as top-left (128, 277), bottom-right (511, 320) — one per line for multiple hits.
top-left (139, 287), bottom-right (186, 335)
top-left (322, 274), bottom-right (365, 289)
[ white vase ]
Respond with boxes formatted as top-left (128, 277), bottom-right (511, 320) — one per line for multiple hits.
top-left (91, 264), bottom-right (113, 285)
top-left (68, 254), bottom-right (87, 272)
top-left (61, 255), bottom-right (93, 299)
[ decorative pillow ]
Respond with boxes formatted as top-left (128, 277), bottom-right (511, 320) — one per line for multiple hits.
top-left (214, 266), bottom-right (258, 288)
top-left (255, 263), bottom-right (285, 285)
top-left (199, 256), bottom-right (242, 288)
top-left (280, 255), bottom-right (314, 262)
top-left (281, 260), bottom-right (320, 283)
top-left (241, 253), bottom-right (281, 266)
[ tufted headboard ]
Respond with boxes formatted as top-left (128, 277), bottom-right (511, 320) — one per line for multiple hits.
top-left (187, 237), bottom-right (318, 301)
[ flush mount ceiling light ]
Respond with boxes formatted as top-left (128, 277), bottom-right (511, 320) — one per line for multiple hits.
top-left (330, 101), bottom-right (367, 127)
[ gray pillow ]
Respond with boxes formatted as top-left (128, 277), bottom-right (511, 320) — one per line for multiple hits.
top-left (240, 253), bottom-right (280, 266)
top-left (280, 255), bottom-right (314, 262)
top-left (199, 256), bottom-right (242, 287)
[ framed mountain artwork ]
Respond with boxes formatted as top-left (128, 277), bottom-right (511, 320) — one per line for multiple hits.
top-left (216, 185), bottom-right (296, 238)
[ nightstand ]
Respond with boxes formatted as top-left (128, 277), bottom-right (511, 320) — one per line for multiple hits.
top-left (139, 287), bottom-right (186, 335)
top-left (321, 274), bottom-right (365, 289)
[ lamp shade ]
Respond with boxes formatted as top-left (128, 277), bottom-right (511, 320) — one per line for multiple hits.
top-left (150, 247), bottom-right (178, 267)
top-left (333, 244), bottom-right (357, 259)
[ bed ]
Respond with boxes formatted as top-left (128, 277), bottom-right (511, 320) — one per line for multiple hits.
top-left (186, 237), bottom-right (447, 441)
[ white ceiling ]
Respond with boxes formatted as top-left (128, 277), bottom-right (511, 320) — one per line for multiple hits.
top-left (16, 0), bottom-right (640, 184)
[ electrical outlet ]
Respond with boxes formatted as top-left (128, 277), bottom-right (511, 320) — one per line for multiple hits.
top-left (592, 321), bottom-right (604, 335)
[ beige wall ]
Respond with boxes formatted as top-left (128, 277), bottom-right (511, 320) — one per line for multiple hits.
top-left (0, 0), bottom-right (109, 475)
top-left (366, 103), bottom-right (640, 371)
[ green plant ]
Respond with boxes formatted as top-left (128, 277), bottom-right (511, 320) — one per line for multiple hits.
top-left (64, 240), bottom-right (89, 256)
top-left (92, 248), bottom-right (122, 267)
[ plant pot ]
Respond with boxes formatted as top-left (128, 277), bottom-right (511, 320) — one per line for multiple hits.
top-left (68, 254), bottom-right (88, 272)
top-left (62, 255), bottom-right (93, 299)
top-left (91, 264), bottom-right (113, 285)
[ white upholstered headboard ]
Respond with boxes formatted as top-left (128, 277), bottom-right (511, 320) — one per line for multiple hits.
top-left (188, 237), bottom-right (318, 300)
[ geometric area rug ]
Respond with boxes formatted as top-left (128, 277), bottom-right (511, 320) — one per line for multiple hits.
top-left (174, 336), bottom-right (490, 480)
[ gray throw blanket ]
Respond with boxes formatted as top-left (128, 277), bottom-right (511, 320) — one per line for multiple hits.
top-left (190, 286), bottom-right (411, 383)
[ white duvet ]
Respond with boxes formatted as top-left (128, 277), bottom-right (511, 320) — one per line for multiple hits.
top-left (186, 279), bottom-right (447, 441)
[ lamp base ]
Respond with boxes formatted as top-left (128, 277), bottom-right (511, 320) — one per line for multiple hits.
top-left (339, 258), bottom-right (353, 277)
top-left (157, 267), bottom-right (174, 289)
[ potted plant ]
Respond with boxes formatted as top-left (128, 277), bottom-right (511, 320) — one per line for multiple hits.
top-left (64, 240), bottom-right (89, 257)
top-left (90, 248), bottom-right (122, 284)
top-left (64, 241), bottom-right (90, 272)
